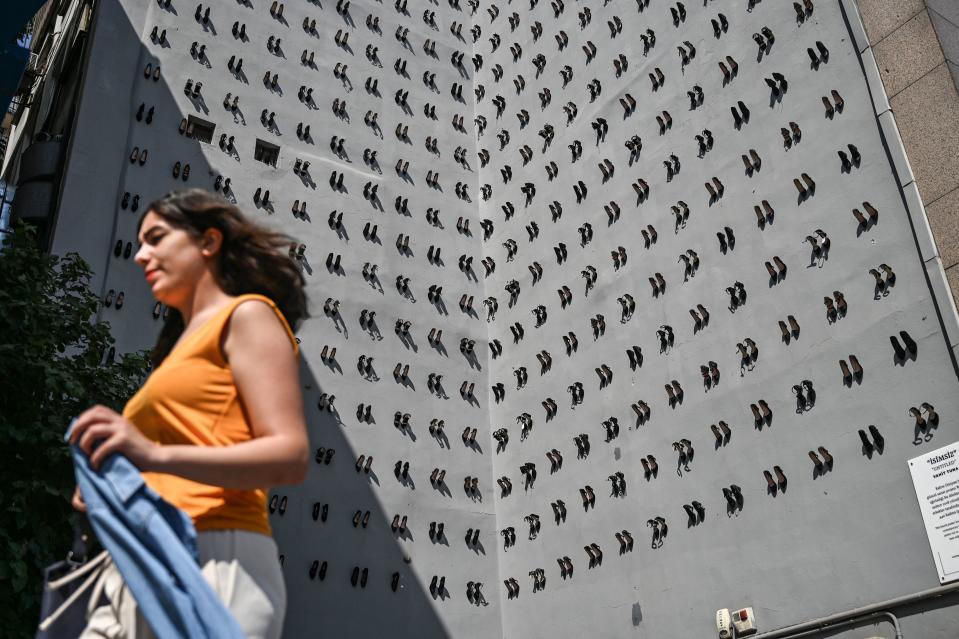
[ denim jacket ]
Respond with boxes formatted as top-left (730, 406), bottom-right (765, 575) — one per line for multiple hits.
top-left (66, 419), bottom-right (244, 638)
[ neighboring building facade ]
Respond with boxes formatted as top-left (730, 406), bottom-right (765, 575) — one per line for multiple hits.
top-left (2, 0), bottom-right (93, 246)
top-left (5, 0), bottom-right (959, 637)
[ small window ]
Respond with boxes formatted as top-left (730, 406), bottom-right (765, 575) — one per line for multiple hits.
top-left (186, 116), bottom-right (215, 144)
top-left (254, 139), bottom-right (280, 167)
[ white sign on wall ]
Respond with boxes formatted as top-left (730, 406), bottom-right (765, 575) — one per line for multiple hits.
top-left (909, 441), bottom-right (959, 584)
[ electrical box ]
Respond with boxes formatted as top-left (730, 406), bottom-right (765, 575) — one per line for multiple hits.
top-left (715, 608), bottom-right (732, 639)
top-left (732, 607), bottom-right (757, 636)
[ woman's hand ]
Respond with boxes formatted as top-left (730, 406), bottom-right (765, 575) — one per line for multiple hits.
top-left (69, 405), bottom-right (158, 471)
top-left (71, 485), bottom-right (87, 512)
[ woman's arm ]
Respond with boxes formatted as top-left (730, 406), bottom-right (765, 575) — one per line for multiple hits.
top-left (147, 299), bottom-right (310, 488)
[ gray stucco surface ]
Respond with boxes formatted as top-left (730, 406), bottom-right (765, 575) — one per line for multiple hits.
top-left (49, 0), bottom-right (959, 636)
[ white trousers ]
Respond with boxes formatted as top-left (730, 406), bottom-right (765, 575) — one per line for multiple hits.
top-left (80, 529), bottom-right (286, 639)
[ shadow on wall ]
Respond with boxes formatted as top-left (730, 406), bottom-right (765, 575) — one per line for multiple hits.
top-left (84, 4), bottom-right (457, 637)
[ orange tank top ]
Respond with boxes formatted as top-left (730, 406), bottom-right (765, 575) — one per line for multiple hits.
top-left (122, 293), bottom-right (299, 536)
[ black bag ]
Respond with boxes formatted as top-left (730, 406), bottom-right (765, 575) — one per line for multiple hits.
top-left (35, 516), bottom-right (109, 639)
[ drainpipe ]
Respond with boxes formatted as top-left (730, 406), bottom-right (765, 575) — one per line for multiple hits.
top-left (749, 581), bottom-right (959, 639)
top-left (754, 611), bottom-right (901, 639)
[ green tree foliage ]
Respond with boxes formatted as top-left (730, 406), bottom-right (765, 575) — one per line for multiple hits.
top-left (0, 222), bottom-right (149, 638)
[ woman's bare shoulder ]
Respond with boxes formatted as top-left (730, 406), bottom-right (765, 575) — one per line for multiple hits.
top-left (222, 298), bottom-right (296, 361)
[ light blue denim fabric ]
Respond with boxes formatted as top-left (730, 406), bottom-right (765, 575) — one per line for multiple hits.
top-left (66, 418), bottom-right (244, 639)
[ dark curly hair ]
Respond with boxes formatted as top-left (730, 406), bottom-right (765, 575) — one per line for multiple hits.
top-left (138, 188), bottom-right (308, 367)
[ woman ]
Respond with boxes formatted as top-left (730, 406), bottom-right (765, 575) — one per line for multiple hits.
top-left (69, 188), bottom-right (310, 638)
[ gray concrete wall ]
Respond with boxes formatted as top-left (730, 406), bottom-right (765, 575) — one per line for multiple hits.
top-left (51, 0), bottom-right (150, 296)
top-left (485, 0), bottom-right (959, 636)
top-left (47, 0), bottom-right (959, 636)
top-left (72, 0), bottom-right (500, 636)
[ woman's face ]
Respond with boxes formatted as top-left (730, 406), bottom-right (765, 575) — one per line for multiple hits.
top-left (134, 210), bottom-right (220, 306)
